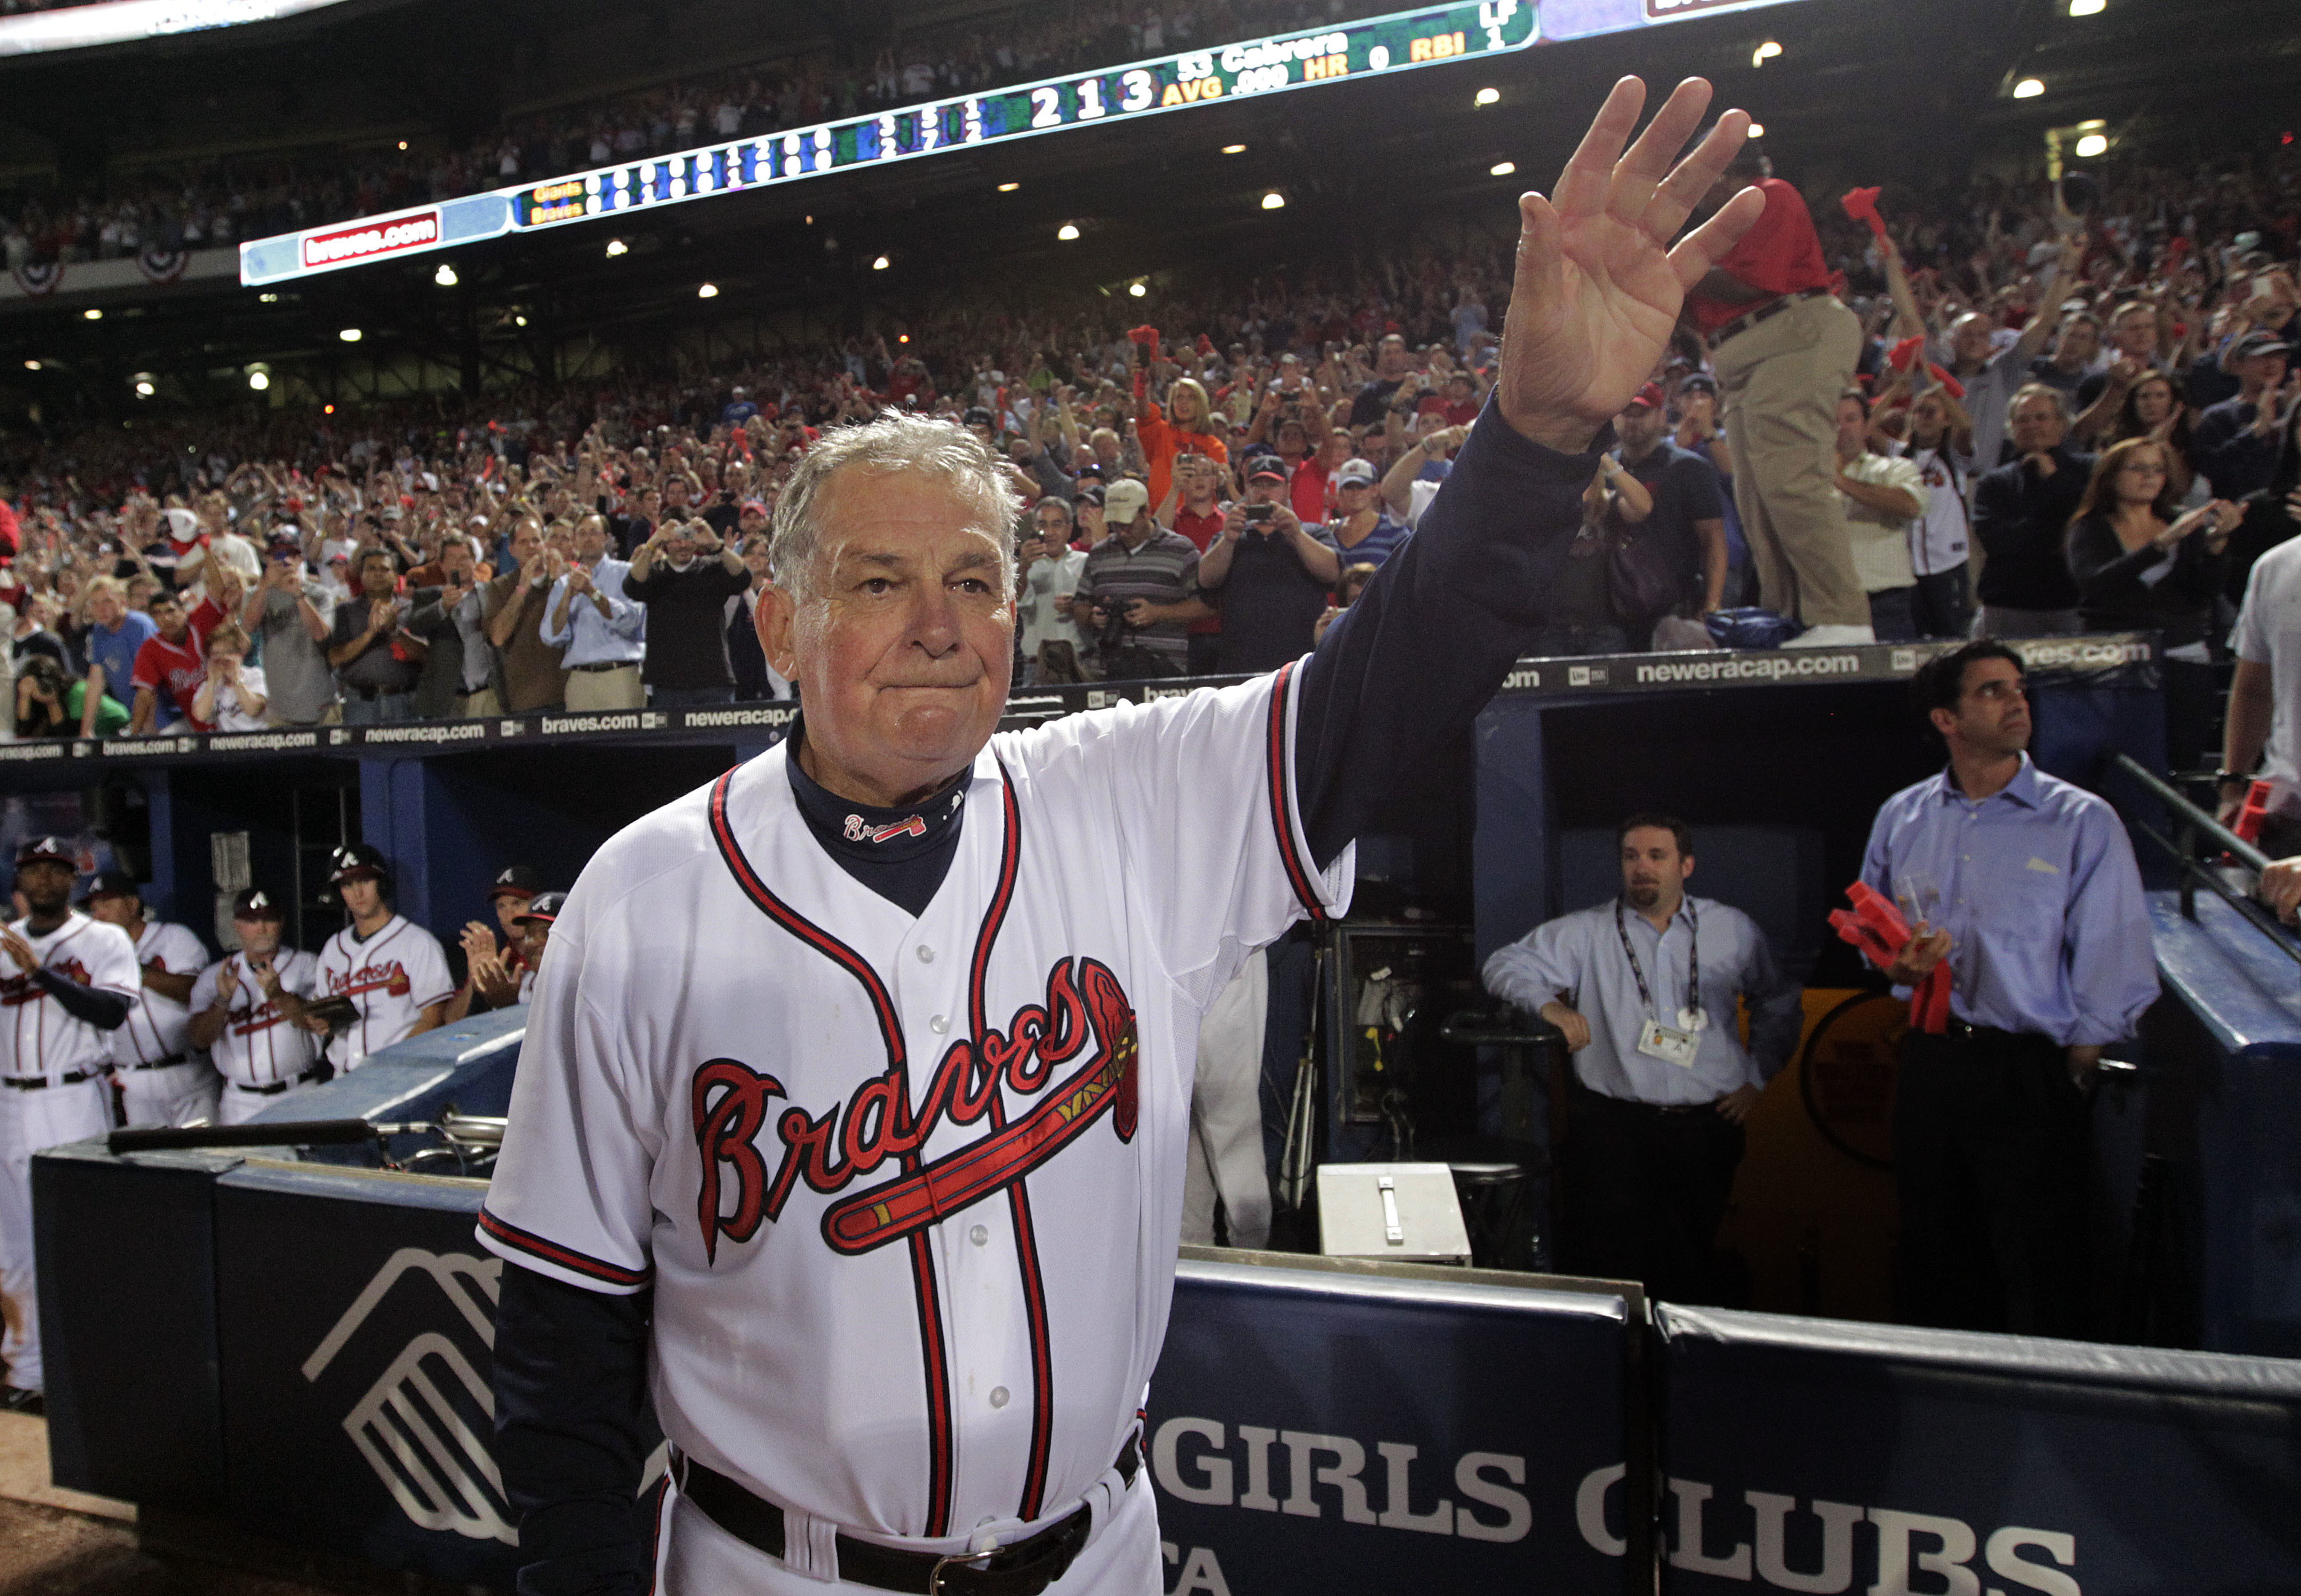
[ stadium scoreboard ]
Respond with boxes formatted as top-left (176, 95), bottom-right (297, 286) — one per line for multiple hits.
top-left (240, 0), bottom-right (1803, 286)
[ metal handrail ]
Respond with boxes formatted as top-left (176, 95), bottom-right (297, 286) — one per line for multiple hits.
top-left (2111, 753), bottom-right (2301, 969)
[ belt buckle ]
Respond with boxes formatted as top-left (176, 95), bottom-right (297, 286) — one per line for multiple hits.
top-left (927, 1551), bottom-right (990, 1596)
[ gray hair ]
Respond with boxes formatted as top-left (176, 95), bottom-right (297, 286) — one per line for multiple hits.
top-left (769, 412), bottom-right (1018, 602)
top-left (2009, 382), bottom-right (2071, 424)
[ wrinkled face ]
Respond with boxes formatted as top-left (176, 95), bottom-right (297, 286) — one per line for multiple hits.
top-left (1619, 827), bottom-right (1691, 911)
top-left (1935, 658), bottom-right (2031, 757)
top-left (234, 913), bottom-right (284, 957)
top-left (1034, 501), bottom-right (1073, 544)
top-left (2008, 394), bottom-right (2067, 455)
top-left (760, 472), bottom-right (1014, 803)
top-left (1950, 314), bottom-right (1995, 367)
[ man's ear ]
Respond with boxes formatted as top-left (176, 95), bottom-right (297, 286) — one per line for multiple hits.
top-left (757, 584), bottom-right (799, 680)
top-left (1928, 704), bottom-right (1959, 741)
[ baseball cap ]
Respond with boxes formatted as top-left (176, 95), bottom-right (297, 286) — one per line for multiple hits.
top-left (513, 891), bottom-right (566, 927)
top-left (266, 534), bottom-right (303, 562)
top-left (1103, 479), bottom-right (1151, 525)
top-left (1680, 373), bottom-right (1719, 397)
top-left (1246, 459), bottom-right (1288, 484)
top-left (328, 843), bottom-right (390, 886)
top-left (738, 499), bottom-right (768, 517)
top-left (1074, 463), bottom-right (1108, 483)
top-left (231, 887), bottom-right (285, 921)
top-left (77, 868), bottom-right (140, 904)
top-left (963, 406), bottom-right (995, 428)
top-left (487, 865), bottom-right (544, 902)
top-left (1334, 459), bottom-right (1378, 489)
top-left (2232, 330), bottom-right (2293, 360)
top-left (1625, 382), bottom-right (1667, 413)
top-left (1074, 484), bottom-right (1106, 508)
top-left (14, 836), bottom-right (77, 869)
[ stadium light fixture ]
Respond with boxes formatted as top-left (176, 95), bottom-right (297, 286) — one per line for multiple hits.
top-left (21, 360), bottom-right (37, 371)
top-left (1490, 161), bottom-right (1516, 177)
top-left (83, 308), bottom-right (102, 321)
top-left (605, 238), bottom-right (628, 257)
top-left (899, 334), bottom-right (909, 343)
top-left (998, 181), bottom-right (1021, 192)
top-left (1746, 122), bottom-right (1766, 139)
top-left (515, 314), bottom-right (528, 327)
top-left (2068, 0), bottom-right (2104, 13)
top-left (1128, 281), bottom-right (1147, 298)
top-left (259, 293), bottom-right (278, 303)
top-left (872, 255), bottom-right (890, 270)
top-left (697, 283), bottom-right (719, 298)
top-left (1752, 40), bottom-right (1782, 66)
top-left (133, 373), bottom-right (155, 397)
top-left (339, 327), bottom-right (362, 342)
top-left (1474, 88), bottom-right (1499, 106)
top-left (397, 140), bottom-right (408, 151)
top-left (2014, 78), bottom-right (2045, 98)
top-left (1222, 144), bottom-right (1247, 154)
top-left (324, 404), bottom-right (335, 414)
top-left (2074, 132), bottom-right (2109, 157)
top-left (1058, 223), bottom-right (1081, 240)
top-left (434, 262), bottom-right (458, 286)
top-left (1261, 192), bottom-right (1285, 210)
top-left (248, 371), bottom-right (270, 391)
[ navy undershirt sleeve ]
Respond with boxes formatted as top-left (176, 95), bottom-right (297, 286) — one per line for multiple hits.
top-left (33, 969), bottom-right (131, 1030)
top-left (492, 1262), bottom-right (658, 1596)
top-left (1295, 398), bottom-right (1605, 868)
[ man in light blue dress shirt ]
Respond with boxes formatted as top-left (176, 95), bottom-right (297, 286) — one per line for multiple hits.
top-left (1484, 812), bottom-right (1804, 1304)
top-left (541, 514), bottom-right (646, 712)
top-left (1861, 639), bottom-right (2157, 1336)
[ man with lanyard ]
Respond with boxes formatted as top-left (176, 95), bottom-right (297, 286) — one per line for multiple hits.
top-left (0, 838), bottom-right (139, 1411)
top-left (1484, 812), bottom-right (1801, 1303)
top-left (187, 889), bottom-right (325, 1125)
top-left (543, 515), bottom-right (647, 712)
top-left (1861, 641), bottom-right (2156, 1335)
top-left (79, 871), bottom-right (214, 1129)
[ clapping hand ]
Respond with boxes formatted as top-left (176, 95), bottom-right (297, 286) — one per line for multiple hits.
top-left (1495, 78), bottom-right (1761, 452)
top-left (1, 927), bottom-right (39, 975)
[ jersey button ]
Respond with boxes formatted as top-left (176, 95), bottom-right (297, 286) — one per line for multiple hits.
top-left (989, 1386), bottom-right (1010, 1408)
top-left (970, 1224), bottom-right (989, 1246)
top-left (916, 946), bottom-right (935, 964)
top-left (930, 1015), bottom-right (950, 1034)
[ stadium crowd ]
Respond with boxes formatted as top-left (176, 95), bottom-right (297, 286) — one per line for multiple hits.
top-left (0, 140), bottom-right (2295, 781)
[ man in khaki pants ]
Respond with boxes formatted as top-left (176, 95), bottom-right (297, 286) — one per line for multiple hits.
top-left (541, 513), bottom-right (646, 711)
top-left (1689, 144), bottom-right (1872, 645)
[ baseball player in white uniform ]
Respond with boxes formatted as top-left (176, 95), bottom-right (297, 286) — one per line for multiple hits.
top-left (307, 845), bottom-right (453, 1070)
top-left (1181, 949), bottom-right (1271, 1249)
top-left (480, 80), bottom-right (1762, 1595)
top-left (0, 838), bottom-right (140, 1409)
top-left (187, 888), bottom-right (325, 1125)
top-left (81, 871), bottom-right (217, 1129)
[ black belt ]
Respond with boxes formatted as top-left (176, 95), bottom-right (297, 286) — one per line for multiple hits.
top-left (1707, 286), bottom-right (1834, 350)
top-left (126, 1052), bottom-right (190, 1072)
top-left (571, 659), bottom-right (638, 673)
top-left (2, 1070), bottom-right (98, 1091)
top-left (343, 683), bottom-right (412, 702)
top-left (675, 1439), bottom-right (1139, 1595)
top-left (1932, 1016), bottom-right (2049, 1048)
top-left (1572, 1080), bottom-right (1721, 1118)
top-left (234, 1072), bottom-right (315, 1096)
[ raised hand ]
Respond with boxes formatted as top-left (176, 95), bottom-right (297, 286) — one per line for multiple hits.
top-left (1497, 78), bottom-right (1762, 452)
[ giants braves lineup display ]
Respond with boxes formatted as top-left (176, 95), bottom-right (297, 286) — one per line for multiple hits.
top-left (479, 79), bottom-right (1765, 1594)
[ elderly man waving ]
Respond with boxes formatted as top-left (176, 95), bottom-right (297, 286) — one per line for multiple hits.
top-left (481, 79), bottom-right (1765, 1596)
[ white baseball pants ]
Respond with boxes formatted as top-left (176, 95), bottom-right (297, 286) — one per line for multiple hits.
top-left (1182, 949), bottom-right (1270, 1250)
top-left (0, 1078), bottom-right (113, 1392)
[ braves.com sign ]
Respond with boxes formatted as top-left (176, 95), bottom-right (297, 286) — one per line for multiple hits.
top-left (300, 209), bottom-right (441, 270)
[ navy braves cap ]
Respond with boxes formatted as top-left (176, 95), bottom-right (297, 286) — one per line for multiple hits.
top-left (14, 835), bottom-right (77, 869)
top-left (77, 868), bottom-right (141, 903)
top-left (513, 891), bottom-right (566, 927)
top-left (232, 887), bottom-right (285, 920)
top-left (328, 843), bottom-right (390, 885)
top-left (487, 864), bottom-right (544, 901)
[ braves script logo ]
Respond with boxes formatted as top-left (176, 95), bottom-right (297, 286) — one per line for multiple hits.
top-left (1, 957), bottom-right (88, 1008)
top-left (842, 812), bottom-right (929, 844)
top-left (303, 1249), bottom-right (516, 1545)
top-left (690, 956), bottom-right (1137, 1262)
top-left (334, 960), bottom-right (413, 1000)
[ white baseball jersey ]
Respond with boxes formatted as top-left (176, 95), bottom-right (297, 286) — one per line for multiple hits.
top-left (108, 919), bottom-right (209, 1068)
top-left (0, 913), bottom-right (141, 1083)
top-left (315, 916), bottom-right (453, 1069)
top-left (482, 664), bottom-right (1349, 1557)
top-left (190, 949), bottom-right (324, 1088)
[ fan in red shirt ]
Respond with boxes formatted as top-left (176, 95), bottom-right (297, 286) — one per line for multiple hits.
top-left (128, 591), bottom-right (210, 734)
top-left (1684, 146), bottom-right (1871, 644)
